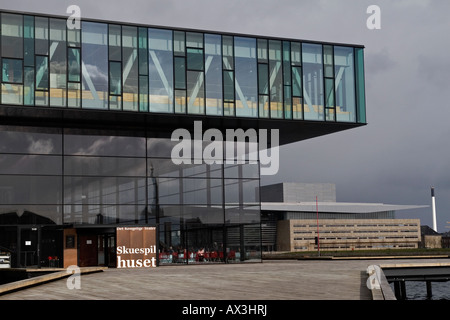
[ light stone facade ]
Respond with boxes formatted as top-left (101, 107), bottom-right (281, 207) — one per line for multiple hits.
top-left (277, 219), bottom-right (421, 252)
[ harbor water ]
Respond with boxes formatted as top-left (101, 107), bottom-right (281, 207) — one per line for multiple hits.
top-left (390, 281), bottom-right (450, 300)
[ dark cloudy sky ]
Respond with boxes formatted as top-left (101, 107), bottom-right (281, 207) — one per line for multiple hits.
top-left (3, 0), bottom-right (450, 231)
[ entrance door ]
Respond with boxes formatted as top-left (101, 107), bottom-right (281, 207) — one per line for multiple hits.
top-left (19, 227), bottom-right (39, 267)
top-left (97, 234), bottom-right (116, 267)
top-left (78, 234), bottom-right (98, 267)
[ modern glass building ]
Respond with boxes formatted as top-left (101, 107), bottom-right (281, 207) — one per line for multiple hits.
top-left (0, 10), bottom-right (366, 268)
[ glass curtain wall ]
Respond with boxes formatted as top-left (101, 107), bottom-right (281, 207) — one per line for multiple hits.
top-left (0, 10), bottom-right (366, 124)
top-left (0, 125), bottom-right (261, 265)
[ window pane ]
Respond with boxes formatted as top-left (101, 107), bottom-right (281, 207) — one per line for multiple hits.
top-left (139, 75), bottom-right (149, 112)
top-left (1, 83), bottom-right (23, 105)
top-left (205, 34), bottom-right (223, 115)
top-left (50, 18), bottom-right (67, 107)
top-left (283, 41), bottom-right (291, 86)
top-left (175, 89), bottom-right (186, 113)
top-left (138, 27), bottom-right (148, 75)
top-left (258, 64), bottom-right (268, 95)
top-left (355, 48), bottom-right (366, 123)
top-left (24, 67), bottom-right (34, 105)
top-left (64, 132), bottom-right (146, 157)
top-left (186, 32), bottom-right (203, 48)
top-left (187, 48), bottom-right (204, 71)
top-left (292, 66), bottom-right (302, 97)
top-left (259, 94), bottom-right (269, 118)
top-left (149, 28), bottom-right (174, 113)
top-left (324, 45), bottom-right (334, 78)
top-left (174, 57), bottom-right (186, 89)
top-left (1, 13), bottom-right (23, 58)
top-left (0, 154), bottom-right (61, 175)
top-left (2, 59), bottom-right (23, 83)
top-left (173, 31), bottom-right (185, 56)
top-left (24, 15), bottom-right (35, 67)
top-left (293, 96), bottom-right (303, 119)
top-left (284, 85), bottom-right (292, 119)
top-left (222, 36), bottom-right (233, 70)
top-left (68, 28), bottom-right (80, 47)
top-left (108, 25), bottom-right (121, 61)
top-left (64, 156), bottom-right (146, 177)
top-left (187, 71), bottom-right (204, 114)
top-left (325, 77), bottom-right (334, 109)
top-left (234, 37), bottom-right (257, 118)
top-left (109, 61), bottom-right (122, 95)
top-left (81, 22), bottom-right (108, 110)
top-left (0, 175), bottom-right (61, 205)
top-left (122, 26), bottom-right (138, 111)
top-left (302, 43), bottom-right (324, 121)
top-left (68, 48), bottom-right (81, 82)
top-left (0, 126), bottom-right (62, 154)
top-left (35, 17), bottom-right (49, 55)
top-left (68, 82), bottom-right (81, 108)
top-left (257, 39), bottom-right (267, 63)
top-left (269, 40), bottom-right (282, 118)
top-left (291, 42), bottom-right (301, 66)
top-left (223, 70), bottom-right (234, 102)
top-left (334, 46), bottom-right (356, 122)
top-left (35, 56), bottom-right (49, 90)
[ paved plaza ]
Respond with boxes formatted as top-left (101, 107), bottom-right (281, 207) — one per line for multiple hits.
top-left (1, 258), bottom-right (448, 300)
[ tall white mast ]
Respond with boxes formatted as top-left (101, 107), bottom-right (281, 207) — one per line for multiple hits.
top-left (431, 187), bottom-right (437, 232)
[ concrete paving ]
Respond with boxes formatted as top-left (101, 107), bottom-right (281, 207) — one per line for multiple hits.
top-left (0, 258), bottom-right (448, 300)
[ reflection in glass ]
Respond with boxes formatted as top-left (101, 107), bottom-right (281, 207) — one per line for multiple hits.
top-left (174, 57), bottom-right (186, 90)
top-left (269, 40), bottom-right (282, 118)
top-left (50, 18), bottom-right (67, 107)
top-left (109, 61), bottom-right (122, 95)
top-left (0, 154), bottom-right (62, 175)
top-left (64, 156), bottom-right (146, 177)
top-left (205, 34), bottom-right (223, 115)
top-left (122, 26), bottom-right (139, 111)
top-left (187, 48), bottom-right (204, 71)
top-left (334, 46), bottom-right (356, 122)
top-left (302, 43), bottom-right (324, 121)
top-left (24, 67), bottom-right (35, 106)
top-left (81, 22), bottom-right (108, 110)
top-left (64, 176), bottom-right (146, 205)
top-left (234, 37), bottom-right (257, 118)
top-left (149, 28), bottom-right (174, 113)
top-left (24, 15), bottom-right (35, 67)
top-left (0, 205), bottom-right (62, 225)
top-left (68, 48), bottom-right (81, 82)
top-left (187, 71), bottom-right (205, 114)
top-left (35, 56), bottom-right (49, 90)
top-left (355, 47), bottom-right (366, 123)
top-left (0, 127), bottom-right (62, 154)
top-left (108, 25), bottom-right (121, 61)
top-left (68, 82), bottom-right (81, 108)
top-left (35, 17), bottom-right (48, 55)
top-left (0, 175), bottom-right (61, 204)
top-left (1, 13), bottom-right (23, 58)
top-left (223, 70), bottom-right (234, 115)
top-left (2, 59), bottom-right (23, 83)
top-left (64, 133), bottom-right (146, 157)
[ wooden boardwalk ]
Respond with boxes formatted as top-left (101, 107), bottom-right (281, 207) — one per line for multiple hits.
top-left (0, 258), bottom-right (447, 300)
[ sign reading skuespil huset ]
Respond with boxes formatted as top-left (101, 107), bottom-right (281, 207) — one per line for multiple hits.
top-left (116, 227), bottom-right (157, 268)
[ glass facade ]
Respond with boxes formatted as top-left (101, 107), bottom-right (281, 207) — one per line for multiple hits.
top-left (0, 10), bottom-right (366, 268)
top-left (0, 11), bottom-right (366, 124)
top-left (0, 126), bottom-right (261, 266)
